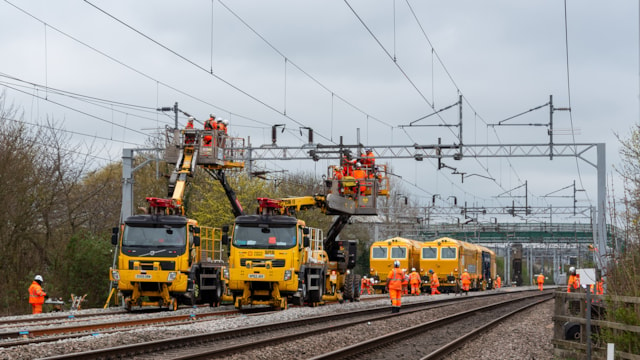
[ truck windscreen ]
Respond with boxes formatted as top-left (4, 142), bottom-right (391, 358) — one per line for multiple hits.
top-left (122, 225), bottom-right (186, 247)
top-left (233, 225), bottom-right (296, 249)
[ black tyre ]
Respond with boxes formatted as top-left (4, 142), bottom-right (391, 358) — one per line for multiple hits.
top-left (309, 271), bottom-right (324, 303)
top-left (343, 273), bottom-right (355, 301)
top-left (353, 274), bottom-right (362, 301)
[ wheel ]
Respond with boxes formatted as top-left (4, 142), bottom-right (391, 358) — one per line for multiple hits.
top-left (353, 274), bottom-right (361, 301)
top-left (308, 272), bottom-right (324, 303)
top-left (564, 322), bottom-right (581, 340)
top-left (343, 273), bottom-right (355, 301)
top-left (182, 291), bottom-right (195, 306)
top-left (301, 281), bottom-right (308, 302)
top-left (210, 280), bottom-right (223, 307)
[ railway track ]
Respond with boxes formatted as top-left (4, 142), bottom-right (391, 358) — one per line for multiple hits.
top-left (0, 294), bottom-right (386, 348)
top-left (311, 292), bottom-right (553, 359)
top-left (31, 289), bottom-right (547, 359)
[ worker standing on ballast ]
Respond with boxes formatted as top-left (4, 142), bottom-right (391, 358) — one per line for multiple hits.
top-left (409, 268), bottom-right (421, 296)
top-left (28, 275), bottom-right (47, 314)
top-left (495, 275), bottom-right (502, 289)
top-left (386, 260), bottom-right (404, 313)
top-left (537, 273), bottom-right (545, 291)
top-left (460, 269), bottom-right (471, 296)
top-left (567, 267), bottom-right (580, 292)
top-left (429, 269), bottom-right (441, 295)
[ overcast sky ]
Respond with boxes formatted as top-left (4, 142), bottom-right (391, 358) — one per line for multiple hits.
top-left (0, 0), bottom-right (637, 224)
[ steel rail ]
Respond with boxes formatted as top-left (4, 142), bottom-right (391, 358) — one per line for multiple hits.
top-left (38, 289), bottom-right (543, 359)
top-left (420, 296), bottom-right (553, 360)
top-left (308, 292), bottom-right (553, 359)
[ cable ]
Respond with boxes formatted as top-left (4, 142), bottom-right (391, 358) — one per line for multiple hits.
top-left (1, 82), bottom-right (151, 138)
top-left (344, 0), bottom-right (434, 111)
top-left (3, 0), bottom-right (292, 143)
top-left (4, 115), bottom-right (144, 147)
top-left (83, 0), bottom-right (335, 144)
top-left (216, 0), bottom-right (392, 130)
top-left (562, 0), bottom-right (591, 203)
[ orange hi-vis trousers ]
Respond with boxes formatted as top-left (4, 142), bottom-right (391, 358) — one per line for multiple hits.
top-left (389, 288), bottom-right (402, 308)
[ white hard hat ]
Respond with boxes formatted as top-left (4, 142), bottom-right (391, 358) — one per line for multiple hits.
top-left (464, 269), bottom-right (467, 272)
top-left (210, 113), bottom-right (216, 118)
top-left (34, 275), bottom-right (43, 282)
top-left (356, 162), bottom-right (361, 167)
top-left (412, 268), bottom-right (416, 272)
top-left (569, 266), bottom-right (576, 274)
top-left (393, 260), bottom-right (400, 268)
top-left (187, 117), bottom-right (194, 122)
top-left (222, 119), bottom-right (229, 126)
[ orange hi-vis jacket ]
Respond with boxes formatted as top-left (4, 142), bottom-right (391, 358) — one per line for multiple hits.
top-left (567, 274), bottom-right (580, 292)
top-left (409, 271), bottom-right (421, 285)
top-left (430, 273), bottom-right (440, 287)
top-left (28, 281), bottom-right (46, 305)
top-left (460, 272), bottom-right (471, 285)
top-left (537, 274), bottom-right (545, 284)
top-left (387, 268), bottom-right (404, 291)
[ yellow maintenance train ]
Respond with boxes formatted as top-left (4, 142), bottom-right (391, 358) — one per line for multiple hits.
top-left (368, 237), bottom-right (421, 293)
top-left (419, 237), bottom-right (496, 293)
top-left (369, 236), bottom-right (496, 293)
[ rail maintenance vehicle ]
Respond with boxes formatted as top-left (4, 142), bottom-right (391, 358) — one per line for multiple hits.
top-left (223, 152), bottom-right (390, 309)
top-left (109, 121), bottom-right (245, 310)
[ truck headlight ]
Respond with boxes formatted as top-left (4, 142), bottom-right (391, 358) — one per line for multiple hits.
top-left (111, 269), bottom-right (120, 281)
top-left (167, 272), bottom-right (177, 282)
top-left (284, 270), bottom-right (292, 281)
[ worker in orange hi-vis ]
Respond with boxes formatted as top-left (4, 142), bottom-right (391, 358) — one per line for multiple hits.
top-left (595, 277), bottom-right (604, 295)
top-left (386, 260), bottom-right (404, 313)
top-left (352, 162), bottom-right (367, 195)
top-left (185, 117), bottom-right (196, 144)
top-left (28, 275), bottom-right (47, 314)
top-left (204, 114), bottom-right (216, 130)
top-left (567, 267), bottom-right (580, 293)
top-left (401, 269), bottom-right (410, 295)
top-left (495, 275), bottom-right (502, 289)
top-left (409, 268), bottom-right (421, 296)
top-left (360, 276), bottom-right (370, 295)
top-left (537, 273), bottom-right (545, 291)
top-left (429, 269), bottom-right (441, 295)
top-left (460, 269), bottom-right (471, 296)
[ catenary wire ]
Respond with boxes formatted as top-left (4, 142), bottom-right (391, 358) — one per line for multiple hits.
top-left (83, 0), bottom-right (335, 145)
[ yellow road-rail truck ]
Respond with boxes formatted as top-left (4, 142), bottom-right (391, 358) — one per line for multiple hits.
top-left (224, 152), bottom-right (390, 309)
top-left (110, 198), bottom-right (227, 310)
top-left (224, 198), bottom-right (328, 309)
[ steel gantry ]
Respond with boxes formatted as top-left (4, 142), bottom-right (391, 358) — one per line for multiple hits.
top-left (240, 141), bottom-right (607, 269)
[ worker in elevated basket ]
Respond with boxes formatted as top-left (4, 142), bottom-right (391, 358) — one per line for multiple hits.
top-left (28, 275), bottom-right (48, 314)
top-left (386, 260), bottom-right (404, 313)
top-left (460, 269), bottom-right (471, 295)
